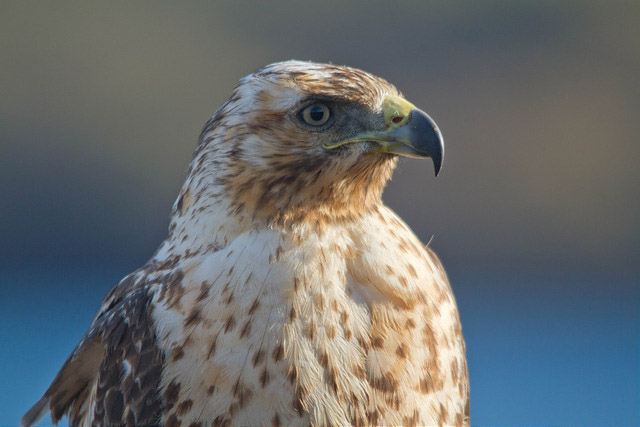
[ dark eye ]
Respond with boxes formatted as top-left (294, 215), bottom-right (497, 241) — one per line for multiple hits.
top-left (302, 103), bottom-right (331, 126)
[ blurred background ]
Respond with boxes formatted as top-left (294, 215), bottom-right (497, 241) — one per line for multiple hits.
top-left (1, 1), bottom-right (638, 425)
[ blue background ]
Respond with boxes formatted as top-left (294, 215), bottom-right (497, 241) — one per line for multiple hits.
top-left (1, 2), bottom-right (638, 426)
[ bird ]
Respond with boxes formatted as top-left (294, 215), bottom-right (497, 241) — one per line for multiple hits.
top-left (22, 60), bottom-right (469, 427)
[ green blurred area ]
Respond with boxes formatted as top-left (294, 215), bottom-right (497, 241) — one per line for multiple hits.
top-left (1, 1), bottom-right (638, 273)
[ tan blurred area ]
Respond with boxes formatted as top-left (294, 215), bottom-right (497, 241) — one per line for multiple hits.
top-left (1, 1), bottom-right (638, 273)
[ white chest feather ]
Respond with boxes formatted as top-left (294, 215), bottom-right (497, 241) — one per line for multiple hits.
top-left (151, 207), bottom-right (468, 426)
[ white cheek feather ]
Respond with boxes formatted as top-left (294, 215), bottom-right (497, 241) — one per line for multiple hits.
top-left (240, 134), bottom-right (274, 169)
top-left (267, 85), bottom-right (304, 111)
top-left (237, 77), bottom-right (303, 112)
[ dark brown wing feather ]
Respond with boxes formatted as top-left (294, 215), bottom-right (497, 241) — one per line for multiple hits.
top-left (92, 288), bottom-right (165, 426)
top-left (22, 269), bottom-right (166, 427)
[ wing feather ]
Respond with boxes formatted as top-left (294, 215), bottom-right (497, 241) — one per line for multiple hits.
top-left (22, 266), bottom-right (167, 427)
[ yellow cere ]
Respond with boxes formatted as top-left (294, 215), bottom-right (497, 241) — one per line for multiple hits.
top-left (382, 95), bottom-right (415, 127)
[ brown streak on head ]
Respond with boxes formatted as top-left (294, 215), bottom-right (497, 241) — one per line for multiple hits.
top-left (186, 61), bottom-right (401, 230)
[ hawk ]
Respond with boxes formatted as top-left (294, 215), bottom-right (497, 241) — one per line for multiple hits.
top-left (22, 60), bottom-right (469, 426)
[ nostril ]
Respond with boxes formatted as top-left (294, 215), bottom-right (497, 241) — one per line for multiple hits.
top-left (392, 116), bottom-right (403, 124)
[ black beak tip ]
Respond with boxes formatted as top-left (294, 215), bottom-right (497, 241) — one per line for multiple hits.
top-left (434, 158), bottom-right (442, 177)
top-left (409, 108), bottom-right (444, 178)
top-left (430, 123), bottom-right (444, 177)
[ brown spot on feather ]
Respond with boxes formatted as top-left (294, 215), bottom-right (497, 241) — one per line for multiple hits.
top-left (223, 315), bottom-right (236, 332)
top-left (184, 306), bottom-right (202, 327)
top-left (171, 345), bottom-right (184, 361)
top-left (396, 344), bottom-right (407, 358)
top-left (165, 414), bottom-right (180, 426)
top-left (176, 399), bottom-right (193, 415)
top-left (196, 281), bottom-right (210, 302)
top-left (239, 319), bottom-right (252, 338)
top-left (272, 343), bottom-right (284, 362)
top-left (260, 368), bottom-right (271, 387)
top-left (369, 374), bottom-right (398, 393)
top-left (372, 336), bottom-right (384, 349)
top-left (252, 349), bottom-right (266, 367)
top-left (248, 297), bottom-right (260, 315)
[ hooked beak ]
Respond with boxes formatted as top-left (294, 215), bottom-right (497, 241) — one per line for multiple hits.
top-left (323, 95), bottom-right (445, 176)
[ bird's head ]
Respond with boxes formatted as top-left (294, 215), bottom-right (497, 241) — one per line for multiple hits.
top-left (183, 60), bottom-right (443, 227)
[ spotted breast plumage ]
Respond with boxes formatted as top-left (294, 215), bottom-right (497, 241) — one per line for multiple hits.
top-left (22, 60), bottom-right (469, 427)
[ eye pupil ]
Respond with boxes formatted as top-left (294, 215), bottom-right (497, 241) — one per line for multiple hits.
top-left (309, 107), bottom-right (325, 122)
top-left (302, 103), bottom-right (331, 126)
